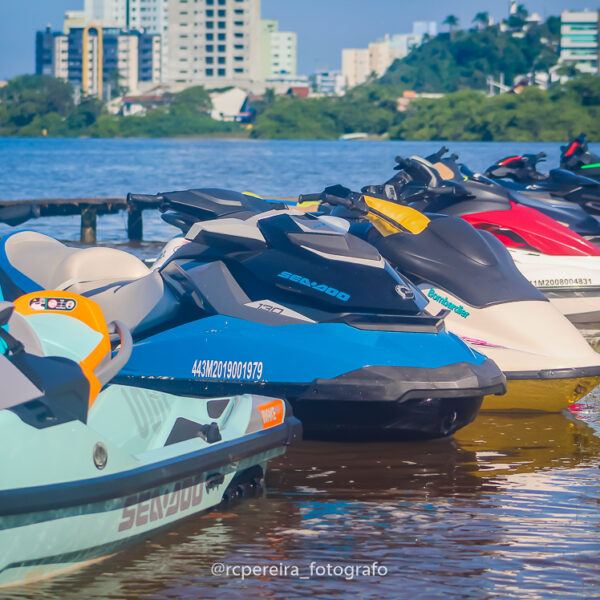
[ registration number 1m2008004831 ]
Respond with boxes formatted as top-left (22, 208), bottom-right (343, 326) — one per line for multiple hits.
top-left (191, 359), bottom-right (264, 380)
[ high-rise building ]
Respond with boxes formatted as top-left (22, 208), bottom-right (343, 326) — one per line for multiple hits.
top-left (167, 0), bottom-right (261, 88)
top-left (260, 19), bottom-right (297, 79)
top-left (81, 0), bottom-right (169, 80)
top-left (83, 0), bottom-right (127, 26)
top-left (128, 0), bottom-right (169, 81)
top-left (341, 21), bottom-right (436, 89)
top-left (36, 26), bottom-right (161, 98)
top-left (63, 10), bottom-right (86, 34)
top-left (341, 48), bottom-right (370, 89)
top-left (559, 9), bottom-right (599, 75)
top-left (36, 27), bottom-right (69, 79)
top-left (412, 21), bottom-right (437, 38)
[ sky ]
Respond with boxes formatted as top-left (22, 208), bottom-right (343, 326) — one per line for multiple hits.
top-left (1, 0), bottom-right (599, 79)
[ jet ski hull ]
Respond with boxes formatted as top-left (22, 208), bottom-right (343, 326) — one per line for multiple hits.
top-left (507, 248), bottom-right (600, 324)
top-left (483, 373), bottom-right (600, 412)
top-left (116, 315), bottom-right (505, 439)
top-left (0, 387), bottom-right (301, 587)
top-left (420, 286), bottom-right (600, 411)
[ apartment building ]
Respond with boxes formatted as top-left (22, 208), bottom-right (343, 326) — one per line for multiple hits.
top-left (342, 21), bottom-right (436, 89)
top-left (36, 26), bottom-right (161, 98)
top-left (260, 19), bottom-right (297, 79)
top-left (167, 0), bottom-right (261, 88)
top-left (560, 9), bottom-right (599, 74)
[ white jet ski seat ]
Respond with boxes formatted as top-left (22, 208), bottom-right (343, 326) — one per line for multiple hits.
top-left (0, 231), bottom-right (178, 334)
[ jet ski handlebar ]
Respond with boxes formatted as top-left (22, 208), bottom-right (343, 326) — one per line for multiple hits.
top-left (298, 185), bottom-right (368, 213)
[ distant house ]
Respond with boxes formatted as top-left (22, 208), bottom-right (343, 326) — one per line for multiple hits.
top-left (210, 87), bottom-right (253, 122)
top-left (286, 86), bottom-right (310, 99)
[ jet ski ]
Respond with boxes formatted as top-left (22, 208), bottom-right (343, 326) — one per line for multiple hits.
top-left (561, 133), bottom-right (600, 182)
top-left (0, 289), bottom-right (300, 586)
top-left (366, 151), bottom-right (600, 326)
top-left (0, 190), bottom-right (506, 440)
top-left (295, 185), bottom-right (600, 412)
top-left (485, 151), bottom-right (600, 220)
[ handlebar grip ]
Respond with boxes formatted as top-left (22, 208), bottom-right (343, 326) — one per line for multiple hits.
top-left (297, 193), bottom-right (323, 203)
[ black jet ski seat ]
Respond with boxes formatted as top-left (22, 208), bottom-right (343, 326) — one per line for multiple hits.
top-left (0, 231), bottom-right (178, 335)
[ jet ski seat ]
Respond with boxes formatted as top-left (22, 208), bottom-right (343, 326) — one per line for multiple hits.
top-left (0, 232), bottom-right (178, 335)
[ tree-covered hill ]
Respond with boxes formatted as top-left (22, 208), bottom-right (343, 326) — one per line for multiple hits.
top-left (380, 17), bottom-right (560, 92)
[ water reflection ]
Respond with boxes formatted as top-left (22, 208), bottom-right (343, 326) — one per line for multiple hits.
top-left (4, 405), bottom-right (599, 600)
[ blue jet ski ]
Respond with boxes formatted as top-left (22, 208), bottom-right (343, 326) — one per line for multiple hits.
top-left (0, 190), bottom-right (505, 440)
top-left (0, 289), bottom-right (300, 586)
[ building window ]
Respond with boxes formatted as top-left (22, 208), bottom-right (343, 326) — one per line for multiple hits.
top-left (218, 56), bottom-right (225, 64)
top-left (234, 67), bottom-right (244, 73)
top-left (218, 44), bottom-right (225, 52)
top-left (218, 9), bottom-right (226, 16)
top-left (234, 56), bottom-right (243, 61)
top-left (218, 21), bottom-right (226, 29)
top-left (218, 68), bottom-right (225, 75)
top-left (206, 44), bottom-right (214, 51)
top-left (206, 9), bottom-right (214, 16)
top-left (206, 68), bottom-right (214, 75)
top-left (218, 33), bottom-right (226, 40)
top-left (234, 21), bottom-right (243, 26)
top-left (206, 56), bottom-right (214, 64)
top-left (206, 33), bottom-right (214, 40)
top-left (206, 21), bottom-right (214, 28)
top-left (234, 9), bottom-right (243, 14)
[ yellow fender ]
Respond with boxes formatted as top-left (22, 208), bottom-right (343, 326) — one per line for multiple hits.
top-left (361, 195), bottom-right (430, 236)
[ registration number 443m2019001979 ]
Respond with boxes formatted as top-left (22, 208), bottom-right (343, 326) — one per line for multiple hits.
top-left (192, 359), bottom-right (264, 380)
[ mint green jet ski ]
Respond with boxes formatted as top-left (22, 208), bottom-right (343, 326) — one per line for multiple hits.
top-left (0, 290), bottom-right (300, 587)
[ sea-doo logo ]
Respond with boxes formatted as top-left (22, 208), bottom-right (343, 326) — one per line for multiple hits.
top-left (427, 288), bottom-right (470, 318)
top-left (278, 271), bottom-right (350, 301)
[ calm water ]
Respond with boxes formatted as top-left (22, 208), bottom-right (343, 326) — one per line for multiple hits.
top-left (2, 137), bottom-right (599, 250)
top-left (1, 138), bottom-right (600, 598)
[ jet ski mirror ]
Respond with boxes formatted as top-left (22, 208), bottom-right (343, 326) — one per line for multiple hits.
top-left (425, 147), bottom-right (450, 164)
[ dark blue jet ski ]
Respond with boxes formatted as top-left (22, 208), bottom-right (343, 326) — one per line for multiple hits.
top-left (0, 189), bottom-right (505, 440)
top-left (416, 148), bottom-right (600, 242)
top-left (561, 133), bottom-right (600, 182)
top-left (485, 150), bottom-right (600, 225)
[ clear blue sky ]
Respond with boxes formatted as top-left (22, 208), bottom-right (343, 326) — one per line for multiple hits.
top-left (1, 0), bottom-right (598, 79)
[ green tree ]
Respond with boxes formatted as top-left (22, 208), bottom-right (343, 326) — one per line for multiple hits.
top-left (443, 15), bottom-right (459, 41)
top-left (473, 12), bottom-right (489, 30)
top-left (170, 86), bottom-right (212, 111)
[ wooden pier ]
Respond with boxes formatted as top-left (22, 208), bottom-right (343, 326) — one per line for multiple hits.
top-left (0, 195), bottom-right (161, 244)
top-left (0, 195), bottom-right (293, 244)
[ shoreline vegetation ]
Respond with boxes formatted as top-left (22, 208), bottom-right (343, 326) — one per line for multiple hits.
top-left (1, 12), bottom-right (599, 143)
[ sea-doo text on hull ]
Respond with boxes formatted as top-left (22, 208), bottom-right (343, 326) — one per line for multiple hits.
top-left (0, 290), bottom-right (300, 586)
